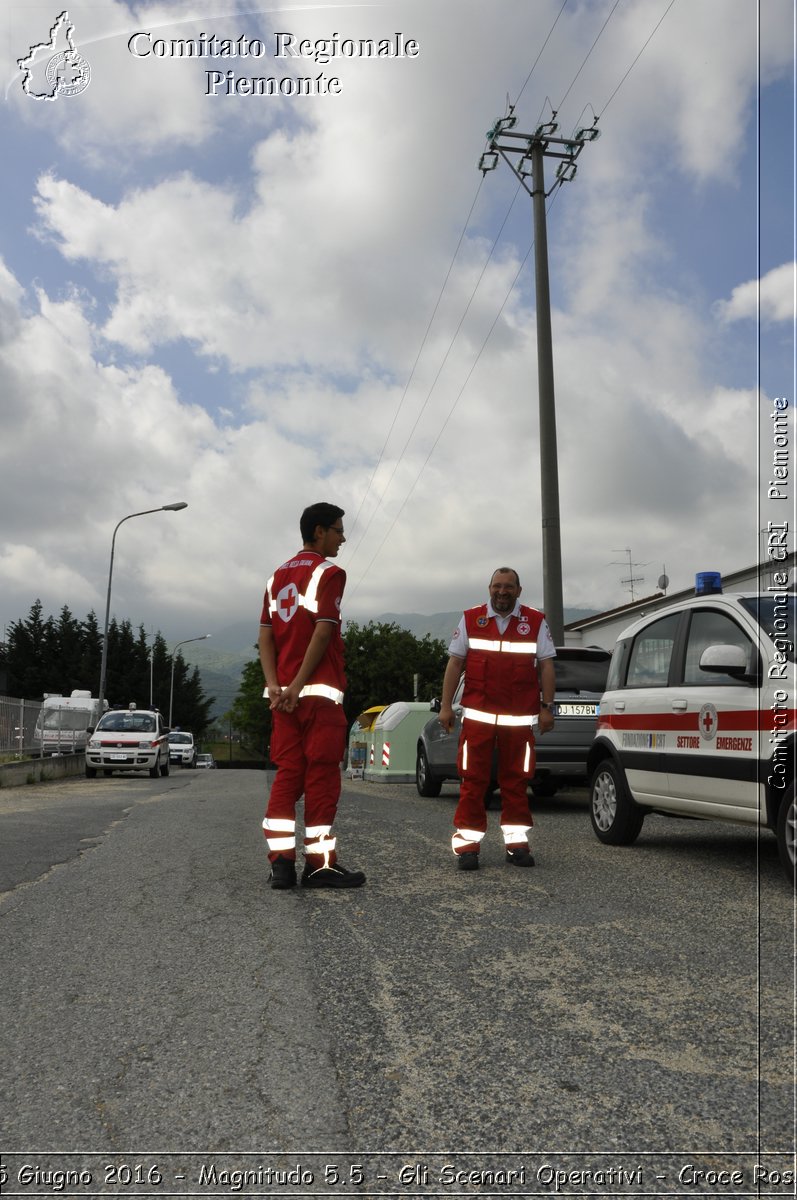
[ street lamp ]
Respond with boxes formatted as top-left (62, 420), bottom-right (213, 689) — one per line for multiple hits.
top-left (169, 634), bottom-right (210, 727)
top-left (97, 502), bottom-right (188, 717)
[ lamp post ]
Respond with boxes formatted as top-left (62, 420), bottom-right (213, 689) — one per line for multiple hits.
top-left (169, 634), bottom-right (210, 727)
top-left (97, 502), bottom-right (188, 718)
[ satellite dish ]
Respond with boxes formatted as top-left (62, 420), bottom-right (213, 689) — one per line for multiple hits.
top-left (657, 574), bottom-right (669, 590)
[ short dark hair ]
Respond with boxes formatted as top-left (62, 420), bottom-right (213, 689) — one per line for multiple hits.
top-left (300, 502), bottom-right (344, 543)
top-left (490, 567), bottom-right (521, 588)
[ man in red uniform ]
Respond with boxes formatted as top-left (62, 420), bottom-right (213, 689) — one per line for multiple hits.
top-left (259, 502), bottom-right (365, 890)
top-left (438, 567), bottom-right (556, 870)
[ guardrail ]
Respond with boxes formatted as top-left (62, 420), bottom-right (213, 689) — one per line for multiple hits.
top-left (0, 752), bottom-right (85, 789)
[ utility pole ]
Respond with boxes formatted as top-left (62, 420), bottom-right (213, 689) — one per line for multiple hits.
top-left (479, 108), bottom-right (599, 643)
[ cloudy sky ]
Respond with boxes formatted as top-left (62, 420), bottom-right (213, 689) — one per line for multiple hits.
top-left (0, 0), bottom-right (794, 650)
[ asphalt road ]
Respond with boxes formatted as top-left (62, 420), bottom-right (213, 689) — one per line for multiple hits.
top-left (0, 768), bottom-right (793, 1196)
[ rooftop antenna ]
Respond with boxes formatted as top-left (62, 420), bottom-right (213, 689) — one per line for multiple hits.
top-left (610, 548), bottom-right (649, 603)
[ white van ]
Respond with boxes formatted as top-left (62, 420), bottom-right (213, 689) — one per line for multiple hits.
top-left (34, 690), bottom-right (107, 755)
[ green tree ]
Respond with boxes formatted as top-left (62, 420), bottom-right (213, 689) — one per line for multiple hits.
top-left (228, 653), bottom-right (270, 759)
top-left (2, 603), bottom-right (214, 736)
top-left (230, 623), bottom-right (448, 741)
top-left (341, 621), bottom-right (448, 724)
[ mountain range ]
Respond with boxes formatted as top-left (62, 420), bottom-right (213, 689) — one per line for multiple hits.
top-left (187, 608), bottom-right (598, 719)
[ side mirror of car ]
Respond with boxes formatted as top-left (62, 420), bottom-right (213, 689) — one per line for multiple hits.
top-left (429, 697), bottom-right (441, 713)
top-left (699, 644), bottom-right (759, 684)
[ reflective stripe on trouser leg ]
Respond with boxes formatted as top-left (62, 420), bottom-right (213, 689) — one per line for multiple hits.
top-left (263, 817), bottom-right (296, 858)
top-left (496, 725), bottom-right (535, 842)
top-left (452, 829), bottom-right (486, 855)
top-left (452, 719), bottom-right (495, 851)
top-left (304, 824), bottom-right (336, 869)
top-left (501, 823), bottom-right (531, 848)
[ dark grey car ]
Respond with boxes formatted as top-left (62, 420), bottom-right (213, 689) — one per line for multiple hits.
top-left (415, 646), bottom-right (611, 798)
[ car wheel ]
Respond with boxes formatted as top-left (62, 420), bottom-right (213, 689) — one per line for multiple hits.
top-left (149, 760), bottom-right (160, 779)
top-left (590, 758), bottom-right (645, 845)
top-left (160, 756), bottom-right (170, 777)
top-left (416, 745), bottom-right (442, 797)
top-left (776, 784), bottom-right (796, 887)
top-left (85, 765), bottom-right (97, 779)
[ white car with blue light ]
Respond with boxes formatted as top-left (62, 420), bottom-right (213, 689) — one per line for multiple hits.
top-left (587, 571), bottom-right (795, 885)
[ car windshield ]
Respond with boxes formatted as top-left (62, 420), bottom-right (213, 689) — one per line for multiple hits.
top-left (169, 733), bottom-right (192, 743)
top-left (739, 595), bottom-right (796, 663)
top-left (97, 712), bottom-right (156, 733)
top-left (553, 650), bottom-right (611, 694)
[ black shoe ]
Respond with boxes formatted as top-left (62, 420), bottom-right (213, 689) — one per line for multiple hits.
top-left (270, 856), bottom-right (297, 889)
top-left (506, 847), bottom-right (535, 867)
top-left (457, 851), bottom-right (480, 871)
top-left (301, 862), bottom-right (366, 889)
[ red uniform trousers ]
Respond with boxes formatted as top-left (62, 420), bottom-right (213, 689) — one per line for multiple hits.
top-left (453, 717), bottom-right (535, 854)
top-left (264, 696), bottom-right (348, 867)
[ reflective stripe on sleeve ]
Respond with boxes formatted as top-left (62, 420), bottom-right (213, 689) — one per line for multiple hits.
top-left (301, 561), bottom-right (333, 614)
top-left (468, 638), bottom-right (537, 655)
top-left (266, 574), bottom-right (277, 616)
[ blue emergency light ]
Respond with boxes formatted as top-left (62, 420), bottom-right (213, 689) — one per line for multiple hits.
top-left (695, 571), bottom-right (722, 595)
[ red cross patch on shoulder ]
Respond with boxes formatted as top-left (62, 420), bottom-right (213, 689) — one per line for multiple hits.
top-left (517, 622), bottom-right (530, 635)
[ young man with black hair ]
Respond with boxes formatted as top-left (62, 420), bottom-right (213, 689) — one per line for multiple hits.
top-left (259, 502), bottom-right (365, 890)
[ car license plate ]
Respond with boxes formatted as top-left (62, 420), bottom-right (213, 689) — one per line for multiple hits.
top-left (556, 702), bottom-right (598, 716)
top-left (109, 752), bottom-right (130, 760)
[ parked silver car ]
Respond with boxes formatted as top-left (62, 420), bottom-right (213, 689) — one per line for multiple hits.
top-left (415, 646), bottom-right (611, 798)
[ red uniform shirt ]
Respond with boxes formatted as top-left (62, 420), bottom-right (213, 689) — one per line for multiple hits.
top-left (260, 550), bottom-right (346, 692)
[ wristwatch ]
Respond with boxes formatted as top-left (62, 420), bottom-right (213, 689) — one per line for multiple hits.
top-left (540, 701), bottom-right (554, 710)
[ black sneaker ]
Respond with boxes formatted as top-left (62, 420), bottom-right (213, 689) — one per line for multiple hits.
top-left (270, 856), bottom-right (297, 889)
top-left (301, 862), bottom-right (366, 889)
top-left (505, 847), bottom-right (535, 867)
top-left (457, 851), bottom-right (480, 871)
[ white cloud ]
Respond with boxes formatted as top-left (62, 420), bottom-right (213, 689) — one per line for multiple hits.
top-left (715, 262), bottom-right (795, 325)
top-left (0, 0), bottom-right (792, 647)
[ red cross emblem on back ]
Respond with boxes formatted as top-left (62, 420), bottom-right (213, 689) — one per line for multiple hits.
top-left (276, 583), bottom-right (299, 622)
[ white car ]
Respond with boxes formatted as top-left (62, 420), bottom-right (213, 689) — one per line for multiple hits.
top-left (587, 572), bottom-right (795, 885)
top-left (168, 730), bottom-right (197, 767)
top-left (86, 706), bottom-right (170, 778)
top-left (195, 753), bottom-right (216, 769)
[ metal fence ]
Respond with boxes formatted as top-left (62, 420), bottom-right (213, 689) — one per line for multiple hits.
top-left (0, 695), bottom-right (43, 758)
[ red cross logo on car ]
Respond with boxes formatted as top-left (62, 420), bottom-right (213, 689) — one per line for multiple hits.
top-left (276, 583), bottom-right (299, 622)
top-left (699, 702), bottom-right (718, 741)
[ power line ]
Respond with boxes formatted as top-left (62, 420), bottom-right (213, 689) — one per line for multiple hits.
top-left (346, 179), bottom-right (486, 548)
top-left (513, 0), bottom-right (570, 108)
top-left (347, 0), bottom-right (680, 587)
top-left (349, 1), bottom-right (575, 554)
top-left (557, 0), bottom-right (622, 111)
top-left (599, 0), bottom-right (679, 116)
top-left (344, 179), bottom-right (524, 573)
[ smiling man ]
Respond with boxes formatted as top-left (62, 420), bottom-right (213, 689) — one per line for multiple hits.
top-left (438, 568), bottom-right (556, 871)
